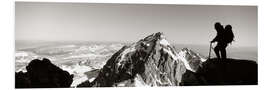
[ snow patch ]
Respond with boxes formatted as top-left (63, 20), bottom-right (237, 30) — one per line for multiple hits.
top-left (178, 50), bottom-right (209, 72)
top-left (71, 75), bottom-right (88, 87)
top-left (61, 64), bottom-right (92, 74)
top-left (162, 48), bottom-right (178, 60)
top-left (200, 57), bottom-right (207, 62)
top-left (159, 39), bottom-right (170, 46)
top-left (61, 64), bottom-right (93, 87)
top-left (176, 51), bottom-right (194, 72)
top-left (88, 77), bottom-right (96, 82)
top-left (117, 45), bottom-right (136, 66)
top-left (162, 47), bottom-right (194, 72)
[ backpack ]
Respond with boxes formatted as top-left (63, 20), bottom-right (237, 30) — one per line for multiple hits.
top-left (224, 28), bottom-right (234, 44)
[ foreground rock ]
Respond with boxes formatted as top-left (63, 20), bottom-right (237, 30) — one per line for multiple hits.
top-left (181, 58), bottom-right (258, 85)
top-left (15, 58), bottom-right (74, 88)
top-left (199, 58), bottom-right (257, 85)
top-left (83, 32), bottom-right (187, 87)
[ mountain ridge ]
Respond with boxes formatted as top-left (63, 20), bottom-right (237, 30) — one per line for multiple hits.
top-left (83, 32), bottom-right (187, 86)
top-left (15, 32), bottom-right (258, 88)
top-left (78, 32), bottom-right (257, 87)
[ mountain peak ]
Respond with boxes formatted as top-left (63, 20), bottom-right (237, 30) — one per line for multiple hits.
top-left (139, 32), bottom-right (168, 45)
top-left (144, 32), bottom-right (164, 39)
top-left (86, 32), bottom-right (186, 87)
top-left (178, 48), bottom-right (207, 72)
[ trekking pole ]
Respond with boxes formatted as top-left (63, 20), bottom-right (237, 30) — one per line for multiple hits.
top-left (208, 42), bottom-right (212, 60)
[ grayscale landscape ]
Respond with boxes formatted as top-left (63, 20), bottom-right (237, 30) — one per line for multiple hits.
top-left (15, 2), bottom-right (257, 88)
top-left (15, 40), bottom-right (257, 87)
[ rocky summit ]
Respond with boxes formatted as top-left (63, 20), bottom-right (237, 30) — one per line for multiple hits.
top-left (86, 32), bottom-right (187, 87)
top-left (15, 58), bottom-right (74, 88)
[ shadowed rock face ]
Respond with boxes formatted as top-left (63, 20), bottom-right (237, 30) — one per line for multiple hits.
top-left (199, 58), bottom-right (257, 85)
top-left (88, 32), bottom-right (187, 87)
top-left (16, 71), bottom-right (31, 88)
top-left (181, 58), bottom-right (258, 85)
top-left (15, 58), bottom-right (74, 88)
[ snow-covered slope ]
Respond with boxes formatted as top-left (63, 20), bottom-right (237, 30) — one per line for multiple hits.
top-left (88, 32), bottom-right (187, 87)
top-left (15, 43), bottom-right (124, 87)
top-left (15, 33), bottom-right (208, 87)
top-left (60, 63), bottom-right (92, 87)
top-left (178, 48), bottom-right (207, 72)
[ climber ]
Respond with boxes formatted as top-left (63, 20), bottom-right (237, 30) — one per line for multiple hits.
top-left (211, 22), bottom-right (234, 60)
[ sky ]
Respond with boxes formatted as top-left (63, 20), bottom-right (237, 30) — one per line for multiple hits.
top-left (15, 2), bottom-right (257, 47)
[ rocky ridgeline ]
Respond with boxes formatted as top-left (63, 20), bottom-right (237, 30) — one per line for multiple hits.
top-left (78, 32), bottom-right (257, 87)
top-left (79, 32), bottom-right (187, 87)
top-left (15, 32), bottom-right (257, 88)
top-left (15, 58), bottom-right (74, 88)
top-left (178, 48), bottom-right (206, 72)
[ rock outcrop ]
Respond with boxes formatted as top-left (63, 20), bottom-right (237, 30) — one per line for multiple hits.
top-left (195, 58), bottom-right (258, 85)
top-left (15, 58), bottom-right (74, 88)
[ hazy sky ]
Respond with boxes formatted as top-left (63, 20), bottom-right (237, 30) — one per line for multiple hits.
top-left (15, 2), bottom-right (257, 47)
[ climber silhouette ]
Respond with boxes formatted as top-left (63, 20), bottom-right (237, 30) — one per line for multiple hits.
top-left (211, 22), bottom-right (234, 60)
